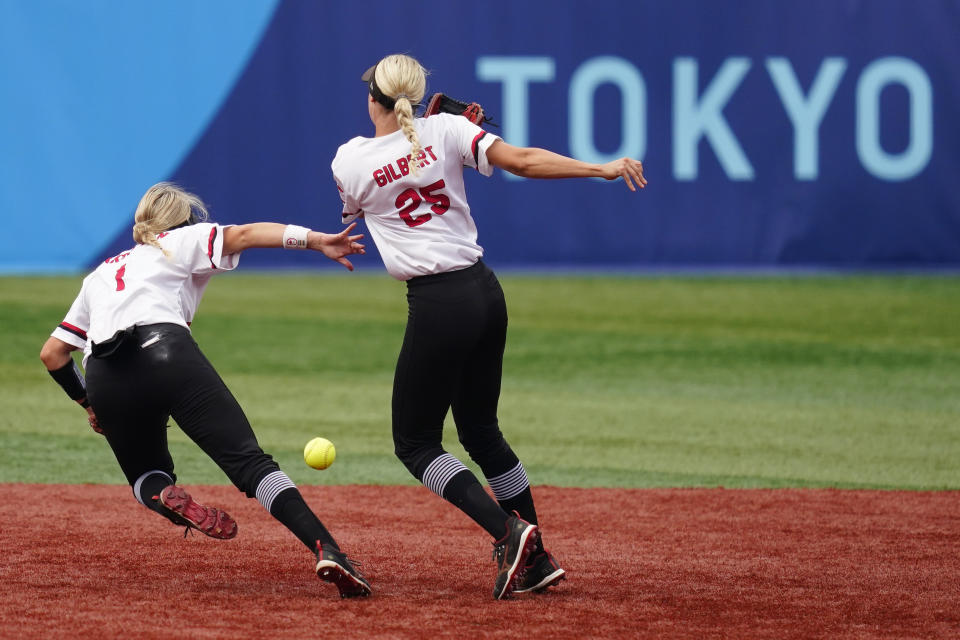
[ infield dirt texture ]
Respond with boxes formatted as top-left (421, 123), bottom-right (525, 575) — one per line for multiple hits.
top-left (2, 485), bottom-right (958, 639)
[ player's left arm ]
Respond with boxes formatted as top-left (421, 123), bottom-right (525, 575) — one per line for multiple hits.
top-left (485, 140), bottom-right (647, 191)
top-left (333, 175), bottom-right (364, 224)
top-left (40, 336), bottom-right (100, 434)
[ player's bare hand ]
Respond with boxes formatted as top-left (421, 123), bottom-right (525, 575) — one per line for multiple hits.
top-left (601, 158), bottom-right (647, 191)
top-left (308, 222), bottom-right (366, 271)
top-left (85, 405), bottom-right (103, 435)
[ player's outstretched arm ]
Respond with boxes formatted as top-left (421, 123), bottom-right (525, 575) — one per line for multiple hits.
top-left (222, 222), bottom-right (365, 270)
top-left (485, 140), bottom-right (647, 191)
top-left (597, 157), bottom-right (647, 192)
top-left (307, 223), bottom-right (367, 271)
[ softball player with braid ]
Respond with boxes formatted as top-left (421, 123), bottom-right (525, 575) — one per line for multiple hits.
top-left (40, 182), bottom-right (372, 598)
top-left (332, 54), bottom-right (646, 599)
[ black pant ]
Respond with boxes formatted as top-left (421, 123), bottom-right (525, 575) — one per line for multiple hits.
top-left (393, 260), bottom-right (518, 479)
top-left (85, 323), bottom-right (278, 496)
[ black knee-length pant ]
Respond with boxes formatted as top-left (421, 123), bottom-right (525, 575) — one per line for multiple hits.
top-left (84, 323), bottom-right (278, 496)
top-left (392, 260), bottom-right (518, 479)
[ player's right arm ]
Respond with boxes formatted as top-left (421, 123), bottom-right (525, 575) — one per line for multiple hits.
top-left (222, 222), bottom-right (365, 271)
top-left (485, 140), bottom-right (647, 191)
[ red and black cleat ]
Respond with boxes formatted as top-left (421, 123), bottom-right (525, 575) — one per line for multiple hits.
top-left (491, 514), bottom-right (539, 600)
top-left (512, 550), bottom-right (566, 594)
top-left (157, 485), bottom-right (238, 540)
top-left (315, 542), bottom-right (372, 598)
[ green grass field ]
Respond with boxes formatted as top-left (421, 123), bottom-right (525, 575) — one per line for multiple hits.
top-left (2, 272), bottom-right (958, 490)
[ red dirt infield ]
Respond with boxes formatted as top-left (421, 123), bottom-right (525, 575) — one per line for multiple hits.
top-left (1, 485), bottom-right (958, 639)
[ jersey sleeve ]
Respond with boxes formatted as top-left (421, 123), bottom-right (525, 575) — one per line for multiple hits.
top-left (332, 156), bottom-right (363, 225)
top-left (50, 280), bottom-right (90, 350)
top-left (448, 113), bottom-right (501, 177)
top-left (170, 223), bottom-right (240, 274)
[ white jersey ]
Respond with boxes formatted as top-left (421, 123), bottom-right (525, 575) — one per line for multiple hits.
top-left (332, 113), bottom-right (500, 280)
top-left (51, 223), bottom-right (239, 364)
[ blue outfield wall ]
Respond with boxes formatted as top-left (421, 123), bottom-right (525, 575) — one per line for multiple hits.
top-left (1, 0), bottom-right (958, 273)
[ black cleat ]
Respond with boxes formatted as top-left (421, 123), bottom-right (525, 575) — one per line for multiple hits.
top-left (513, 550), bottom-right (566, 594)
top-left (315, 543), bottom-right (372, 598)
top-left (491, 514), bottom-right (538, 600)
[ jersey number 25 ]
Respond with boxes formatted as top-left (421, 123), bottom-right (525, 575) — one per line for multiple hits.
top-left (395, 179), bottom-right (449, 228)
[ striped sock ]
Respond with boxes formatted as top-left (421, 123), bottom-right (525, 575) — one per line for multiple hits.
top-left (487, 461), bottom-right (529, 502)
top-left (255, 470), bottom-right (337, 551)
top-left (255, 470), bottom-right (297, 512)
top-left (489, 462), bottom-right (544, 553)
top-left (422, 453), bottom-right (507, 538)
top-left (422, 453), bottom-right (469, 497)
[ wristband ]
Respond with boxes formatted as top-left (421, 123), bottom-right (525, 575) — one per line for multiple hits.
top-left (282, 225), bottom-right (310, 249)
top-left (49, 360), bottom-right (87, 402)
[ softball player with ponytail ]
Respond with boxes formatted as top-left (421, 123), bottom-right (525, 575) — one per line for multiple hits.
top-left (40, 182), bottom-right (372, 598)
top-left (332, 54), bottom-right (645, 599)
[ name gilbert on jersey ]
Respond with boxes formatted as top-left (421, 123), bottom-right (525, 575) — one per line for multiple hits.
top-left (373, 146), bottom-right (438, 188)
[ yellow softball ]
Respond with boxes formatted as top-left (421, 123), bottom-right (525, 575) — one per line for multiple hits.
top-left (304, 437), bottom-right (336, 470)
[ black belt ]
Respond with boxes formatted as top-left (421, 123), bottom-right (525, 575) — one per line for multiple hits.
top-left (406, 259), bottom-right (487, 287)
top-left (90, 323), bottom-right (187, 359)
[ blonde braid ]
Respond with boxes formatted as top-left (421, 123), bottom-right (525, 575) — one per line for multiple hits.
top-left (394, 97), bottom-right (423, 174)
top-left (374, 54), bottom-right (428, 172)
top-left (132, 220), bottom-right (168, 257)
top-left (132, 182), bottom-right (208, 259)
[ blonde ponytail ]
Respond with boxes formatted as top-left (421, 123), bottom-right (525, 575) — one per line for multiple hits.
top-left (372, 55), bottom-right (427, 172)
top-left (132, 220), bottom-right (165, 255)
top-left (394, 96), bottom-right (423, 173)
top-left (132, 182), bottom-right (209, 258)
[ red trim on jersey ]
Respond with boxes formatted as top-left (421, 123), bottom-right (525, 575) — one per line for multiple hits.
top-left (470, 131), bottom-right (488, 168)
top-left (58, 322), bottom-right (87, 339)
top-left (207, 226), bottom-right (218, 269)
